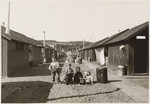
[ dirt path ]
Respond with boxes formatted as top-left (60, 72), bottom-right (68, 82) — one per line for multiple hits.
top-left (2, 56), bottom-right (135, 103)
top-left (46, 56), bottom-right (135, 103)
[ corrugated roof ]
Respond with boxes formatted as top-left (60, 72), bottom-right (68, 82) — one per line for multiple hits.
top-left (94, 29), bottom-right (129, 48)
top-left (45, 44), bottom-right (54, 49)
top-left (1, 33), bottom-right (12, 41)
top-left (105, 21), bottom-right (149, 45)
top-left (28, 37), bottom-right (44, 47)
top-left (1, 26), bottom-right (31, 44)
top-left (1, 26), bottom-right (45, 47)
top-left (82, 37), bottom-right (109, 50)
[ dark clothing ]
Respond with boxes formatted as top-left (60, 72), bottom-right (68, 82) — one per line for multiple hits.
top-left (65, 73), bottom-right (74, 85)
top-left (51, 69), bottom-right (60, 82)
top-left (61, 68), bottom-right (74, 83)
top-left (74, 72), bottom-right (83, 84)
top-left (65, 68), bottom-right (74, 75)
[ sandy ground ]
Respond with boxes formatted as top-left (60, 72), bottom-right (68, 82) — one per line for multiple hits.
top-left (47, 56), bottom-right (134, 103)
top-left (91, 61), bottom-right (149, 89)
top-left (2, 56), bottom-right (135, 103)
top-left (125, 79), bottom-right (149, 89)
top-left (47, 83), bottom-right (134, 103)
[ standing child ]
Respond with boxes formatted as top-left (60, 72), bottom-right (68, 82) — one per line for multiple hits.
top-left (49, 57), bottom-right (60, 84)
top-left (74, 67), bottom-right (83, 84)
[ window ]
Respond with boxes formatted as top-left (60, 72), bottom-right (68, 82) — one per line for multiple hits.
top-left (16, 42), bottom-right (24, 51)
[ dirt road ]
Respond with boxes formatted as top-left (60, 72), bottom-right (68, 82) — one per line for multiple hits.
top-left (2, 56), bottom-right (135, 103)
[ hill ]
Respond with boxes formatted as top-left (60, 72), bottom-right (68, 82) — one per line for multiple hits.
top-left (38, 40), bottom-right (92, 52)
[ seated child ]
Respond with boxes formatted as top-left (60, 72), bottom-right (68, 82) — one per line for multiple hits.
top-left (74, 67), bottom-right (83, 84)
top-left (65, 59), bottom-right (70, 64)
top-left (60, 64), bottom-right (74, 84)
top-left (65, 68), bottom-right (74, 85)
top-left (84, 71), bottom-right (93, 84)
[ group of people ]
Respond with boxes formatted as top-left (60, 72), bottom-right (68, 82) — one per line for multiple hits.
top-left (49, 57), bottom-right (93, 85)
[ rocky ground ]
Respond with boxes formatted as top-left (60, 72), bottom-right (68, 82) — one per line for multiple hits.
top-left (1, 56), bottom-right (136, 103)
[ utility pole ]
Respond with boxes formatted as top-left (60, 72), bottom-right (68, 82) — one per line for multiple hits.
top-left (83, 39), bottom-right (85, 48)
top-left (43, 31), bottom-right (46, 47)
top-left (6, 0), bottom-right (10, 34)
top-left (43, 31), bottom-right (46, 63)
top-left (90, 37), bottom-right (92, 42)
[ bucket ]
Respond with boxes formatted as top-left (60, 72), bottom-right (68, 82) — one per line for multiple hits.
top-left (44, 58), bottom-right (46, 63)
top-left (88, 57), bottom-right (91, 62)
top-left (118, 65), bottom-right (125, 76)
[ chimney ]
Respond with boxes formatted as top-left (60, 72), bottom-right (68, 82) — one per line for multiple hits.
top-left (6, 0), bottom-right (10, 35)
top-left (2, 22), bottom-right (5, 27)
top-left (1, 22), bottom-right (6, 34)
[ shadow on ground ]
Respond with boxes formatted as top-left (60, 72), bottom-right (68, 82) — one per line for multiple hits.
top-left (108, 80), bottom-right (122, 83)
top-left (2, 81), bottom-right (53, 103)
top-left (9, 57), bottom-right (66, 77)
top-left (9, 65), bottom-right (52, 77)
top-left (47, 88), bottom-right (120, 101)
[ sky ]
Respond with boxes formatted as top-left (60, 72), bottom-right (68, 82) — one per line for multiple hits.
top-left (0, 0), bottom-right (149, 42)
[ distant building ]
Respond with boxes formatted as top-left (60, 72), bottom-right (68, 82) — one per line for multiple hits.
top-left (44, 44), bottom-right (54, 62)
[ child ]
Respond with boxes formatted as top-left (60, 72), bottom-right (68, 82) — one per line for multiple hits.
top-left (74, 67), bottom-right (83, 84)
top-left (65, 59), bottom-right (70, 64)
top-left (65, 59), bottom-right (71, 67)
top-left (84, 71), bottom-right (93, 84)
top-left (65, 68), bottom-right (74, 85)
top-left (49, 57), bottom-right (60, 84)
top-left (60, 64), bottom-right (74, 85)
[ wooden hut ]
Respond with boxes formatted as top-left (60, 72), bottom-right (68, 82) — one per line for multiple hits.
top-left (1, 26), bottom-right (31, 77)
top-left (45, 44), bottom-right (54, 62)
top-left (78, 49), bottom-right (84, 59)
top-left (80, 36), bottom-right (115, 62)
top-left (94, 29), bottom-right (128, 65)
top-left (53, 50), bottom-right (58, 59)
top-left (7, 30), bottom-right (44, 67)
top-left (81, 40), bottom-right (103, 61)
top-left (28, 38), bottom-right (43, 66)
top-left (105, 22), bottom-right (149, 76)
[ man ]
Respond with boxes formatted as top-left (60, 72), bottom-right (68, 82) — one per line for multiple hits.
top-left (49, 57), bottom-right (60, 84)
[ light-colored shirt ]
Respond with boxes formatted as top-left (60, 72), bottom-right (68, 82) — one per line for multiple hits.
top-left (85, 75), bottom-right (93, 83)
top-left (49, 61), bottom-right (59, 71)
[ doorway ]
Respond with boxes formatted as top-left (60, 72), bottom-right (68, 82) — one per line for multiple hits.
top-left (134, 35), bottom-right (148, 74)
